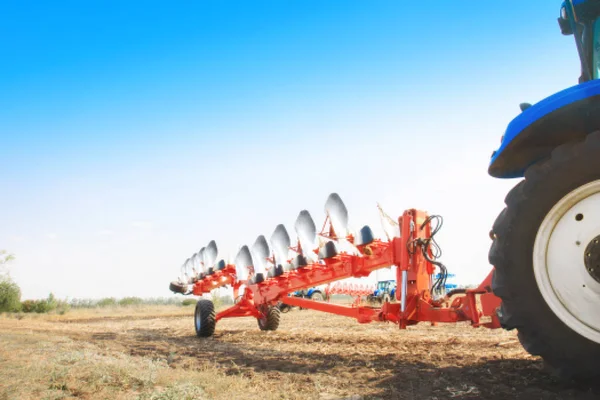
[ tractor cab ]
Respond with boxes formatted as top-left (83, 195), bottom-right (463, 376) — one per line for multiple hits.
top-left (558, 0), bottom-right (600, 81)
top-left (373, 280), bottom-right (396, 298)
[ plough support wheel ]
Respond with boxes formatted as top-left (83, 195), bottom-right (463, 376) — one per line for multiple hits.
top-left (195, 299), bottom-right (216, 337)
top-left (258, 305), bottom-right (281, 331)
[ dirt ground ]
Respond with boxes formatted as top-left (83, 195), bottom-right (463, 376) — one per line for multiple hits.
top-left (1, 306), bottom-right (599, 400)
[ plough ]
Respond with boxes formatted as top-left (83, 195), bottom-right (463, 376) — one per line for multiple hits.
top-left (170, 193), bottom-right (501, 336)
top-left (324, 281), bottom-right (376, 299)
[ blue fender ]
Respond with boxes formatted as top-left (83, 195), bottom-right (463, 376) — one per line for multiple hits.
top-left (488, 79), bottom-right (600, 179)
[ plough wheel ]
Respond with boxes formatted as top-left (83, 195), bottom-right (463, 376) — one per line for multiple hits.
top-left (194, 299), bottom-right (216, 337)
top-left (490, 132), bottom-right (600, 379)
top-left (169, 281), bottom-right (186, 294)
top-left (258, 305), bottom-right (280, 331)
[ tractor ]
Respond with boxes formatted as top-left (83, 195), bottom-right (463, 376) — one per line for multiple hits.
top-left (487, 0), bottom-right (600, 379)
top-left (170, 1), bottom-right (600, 381)
top-left (277, 286), bottom-right (326, 313)
top-left (366, 280), bottom-right (396, 305)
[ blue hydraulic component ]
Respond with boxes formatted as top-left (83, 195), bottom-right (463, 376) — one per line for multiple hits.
top-left (489, 1), bottom-right (600, 179)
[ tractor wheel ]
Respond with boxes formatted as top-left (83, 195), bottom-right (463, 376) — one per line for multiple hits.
top-left (277, 301), bottom-right (291, 313)
top-left (382, 294), bottom-right (391, 303)
top-left (310, 292), bottom-right (324, 301)
top-left (258, 305), bottom-right (280, 331)
top-left (194, 299), bottom-right (216, 337)
top-left (490, 132), bottom-right (600, 380)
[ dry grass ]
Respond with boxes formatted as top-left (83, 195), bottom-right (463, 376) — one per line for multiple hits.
top-left (1, 307), bottom-right (599, 399)
top-left (1, 304), bottom-right (195, 322)
top-left (0, 333), bottom-right (206, 400)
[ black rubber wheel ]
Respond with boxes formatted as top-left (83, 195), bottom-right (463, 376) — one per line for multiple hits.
top-left (169, 281), bottom-right (187, 294)
top-left (194, 299), bottom-right (216, 337)
top-left (257, 305), bottom-right (280, 331)
top-left (490, 132), bottom-right (600, 380)
top-left (277, 301), bottom-right (291, 313)
top-left (310, 291), bottom-right (324, 301)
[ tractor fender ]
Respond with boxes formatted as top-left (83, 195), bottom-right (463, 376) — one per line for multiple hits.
top-left (488, 79), bottom-right (600, 179)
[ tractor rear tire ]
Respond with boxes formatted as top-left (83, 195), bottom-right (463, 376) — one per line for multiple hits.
top-left (490, 132), bottom-right (600, 380)
top-left (277, 301), bottom-right (291, 313)
top-left (258, 305), bottom-right (280, 331)
top-left (310, 292), bottom-right (324, 301)
top-left (194, 299), bottom-right (216, 338)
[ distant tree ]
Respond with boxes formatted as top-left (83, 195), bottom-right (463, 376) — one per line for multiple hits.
top-left (118, 297), bottom-right (143, 306)
top-left (0, 280), bottom-right (21, 312)
top-left (0, 251), bottom-right (20, 312)
top-left (0, 250), bottom-right (15, 276)
top-left (97, 297), bottom-right (118, 307)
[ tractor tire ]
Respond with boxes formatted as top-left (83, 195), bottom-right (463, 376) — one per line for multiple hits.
top-left (194, 299), bottom-right (216, 337)
top-left (258, 305), bottom-right (280, 331)
top-left (277, 301), bottom-right (291, 313)
top-left (490, 132), bottom-right (600, 380)
top-left (382, 294), bottom-right (391, 303)
top-left (310, 292), bottom-right (324, 301)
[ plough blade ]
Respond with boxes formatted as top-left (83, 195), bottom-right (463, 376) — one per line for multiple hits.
top-left (295, 210), bottom-right (319, 264)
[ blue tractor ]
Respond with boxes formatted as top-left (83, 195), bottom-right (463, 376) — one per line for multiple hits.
top-left (489, 0), bottom-right (600, 379)
top-left (277, 286), bottom-right (326, 312)
top-left (367, 280), bottom-right (397, 304)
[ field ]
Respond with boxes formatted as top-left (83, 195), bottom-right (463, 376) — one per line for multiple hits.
top-left (1, 305), bottom-right (599, 400)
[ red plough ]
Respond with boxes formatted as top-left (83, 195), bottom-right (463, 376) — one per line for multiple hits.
top-left (170, 193), bottom-right (501, 336)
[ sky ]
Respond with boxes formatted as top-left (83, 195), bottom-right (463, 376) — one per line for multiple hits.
top-left (0, 1), bottom-right (584, 300)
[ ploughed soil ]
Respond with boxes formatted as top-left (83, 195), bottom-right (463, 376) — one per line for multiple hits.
top-left (1, 306), bottom-right (599, 399)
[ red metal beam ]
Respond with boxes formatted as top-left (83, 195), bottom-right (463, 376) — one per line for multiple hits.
top-left (250, 241), bottom-right (395, 305)
top-left (280, 296), bottom-right (381, 324)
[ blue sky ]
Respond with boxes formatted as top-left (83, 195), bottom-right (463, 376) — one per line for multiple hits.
top-left (0, 1), bottom-right (583, 299)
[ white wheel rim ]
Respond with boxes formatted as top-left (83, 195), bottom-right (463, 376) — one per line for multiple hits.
top-left (534, 180), bottom-right (600, 344)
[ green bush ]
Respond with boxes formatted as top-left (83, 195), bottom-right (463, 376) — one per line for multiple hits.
top-left (20, 300), bottom-right (37, 313)
top-left (55, 300), bottom-right (71, 315)
top-left (181, 298), bottom-right (197, 306)
top-left (118, 297), bottom-right (144, 306)
top-left (19, 293), bottom-right (70, 314)
top-left (20, 293), bottom-right (62, 313)
top-left (0, 278), bottom-right (22, 312)
top-left (97, 297), bottom-right (117, 307)
top-left (34, 299), bottom-right (53, 313)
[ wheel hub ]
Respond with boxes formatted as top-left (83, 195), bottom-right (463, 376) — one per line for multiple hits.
top-left (533, 180), bottom-right (600, 345)
top-left (584, 236), bottom-right (600, 283)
